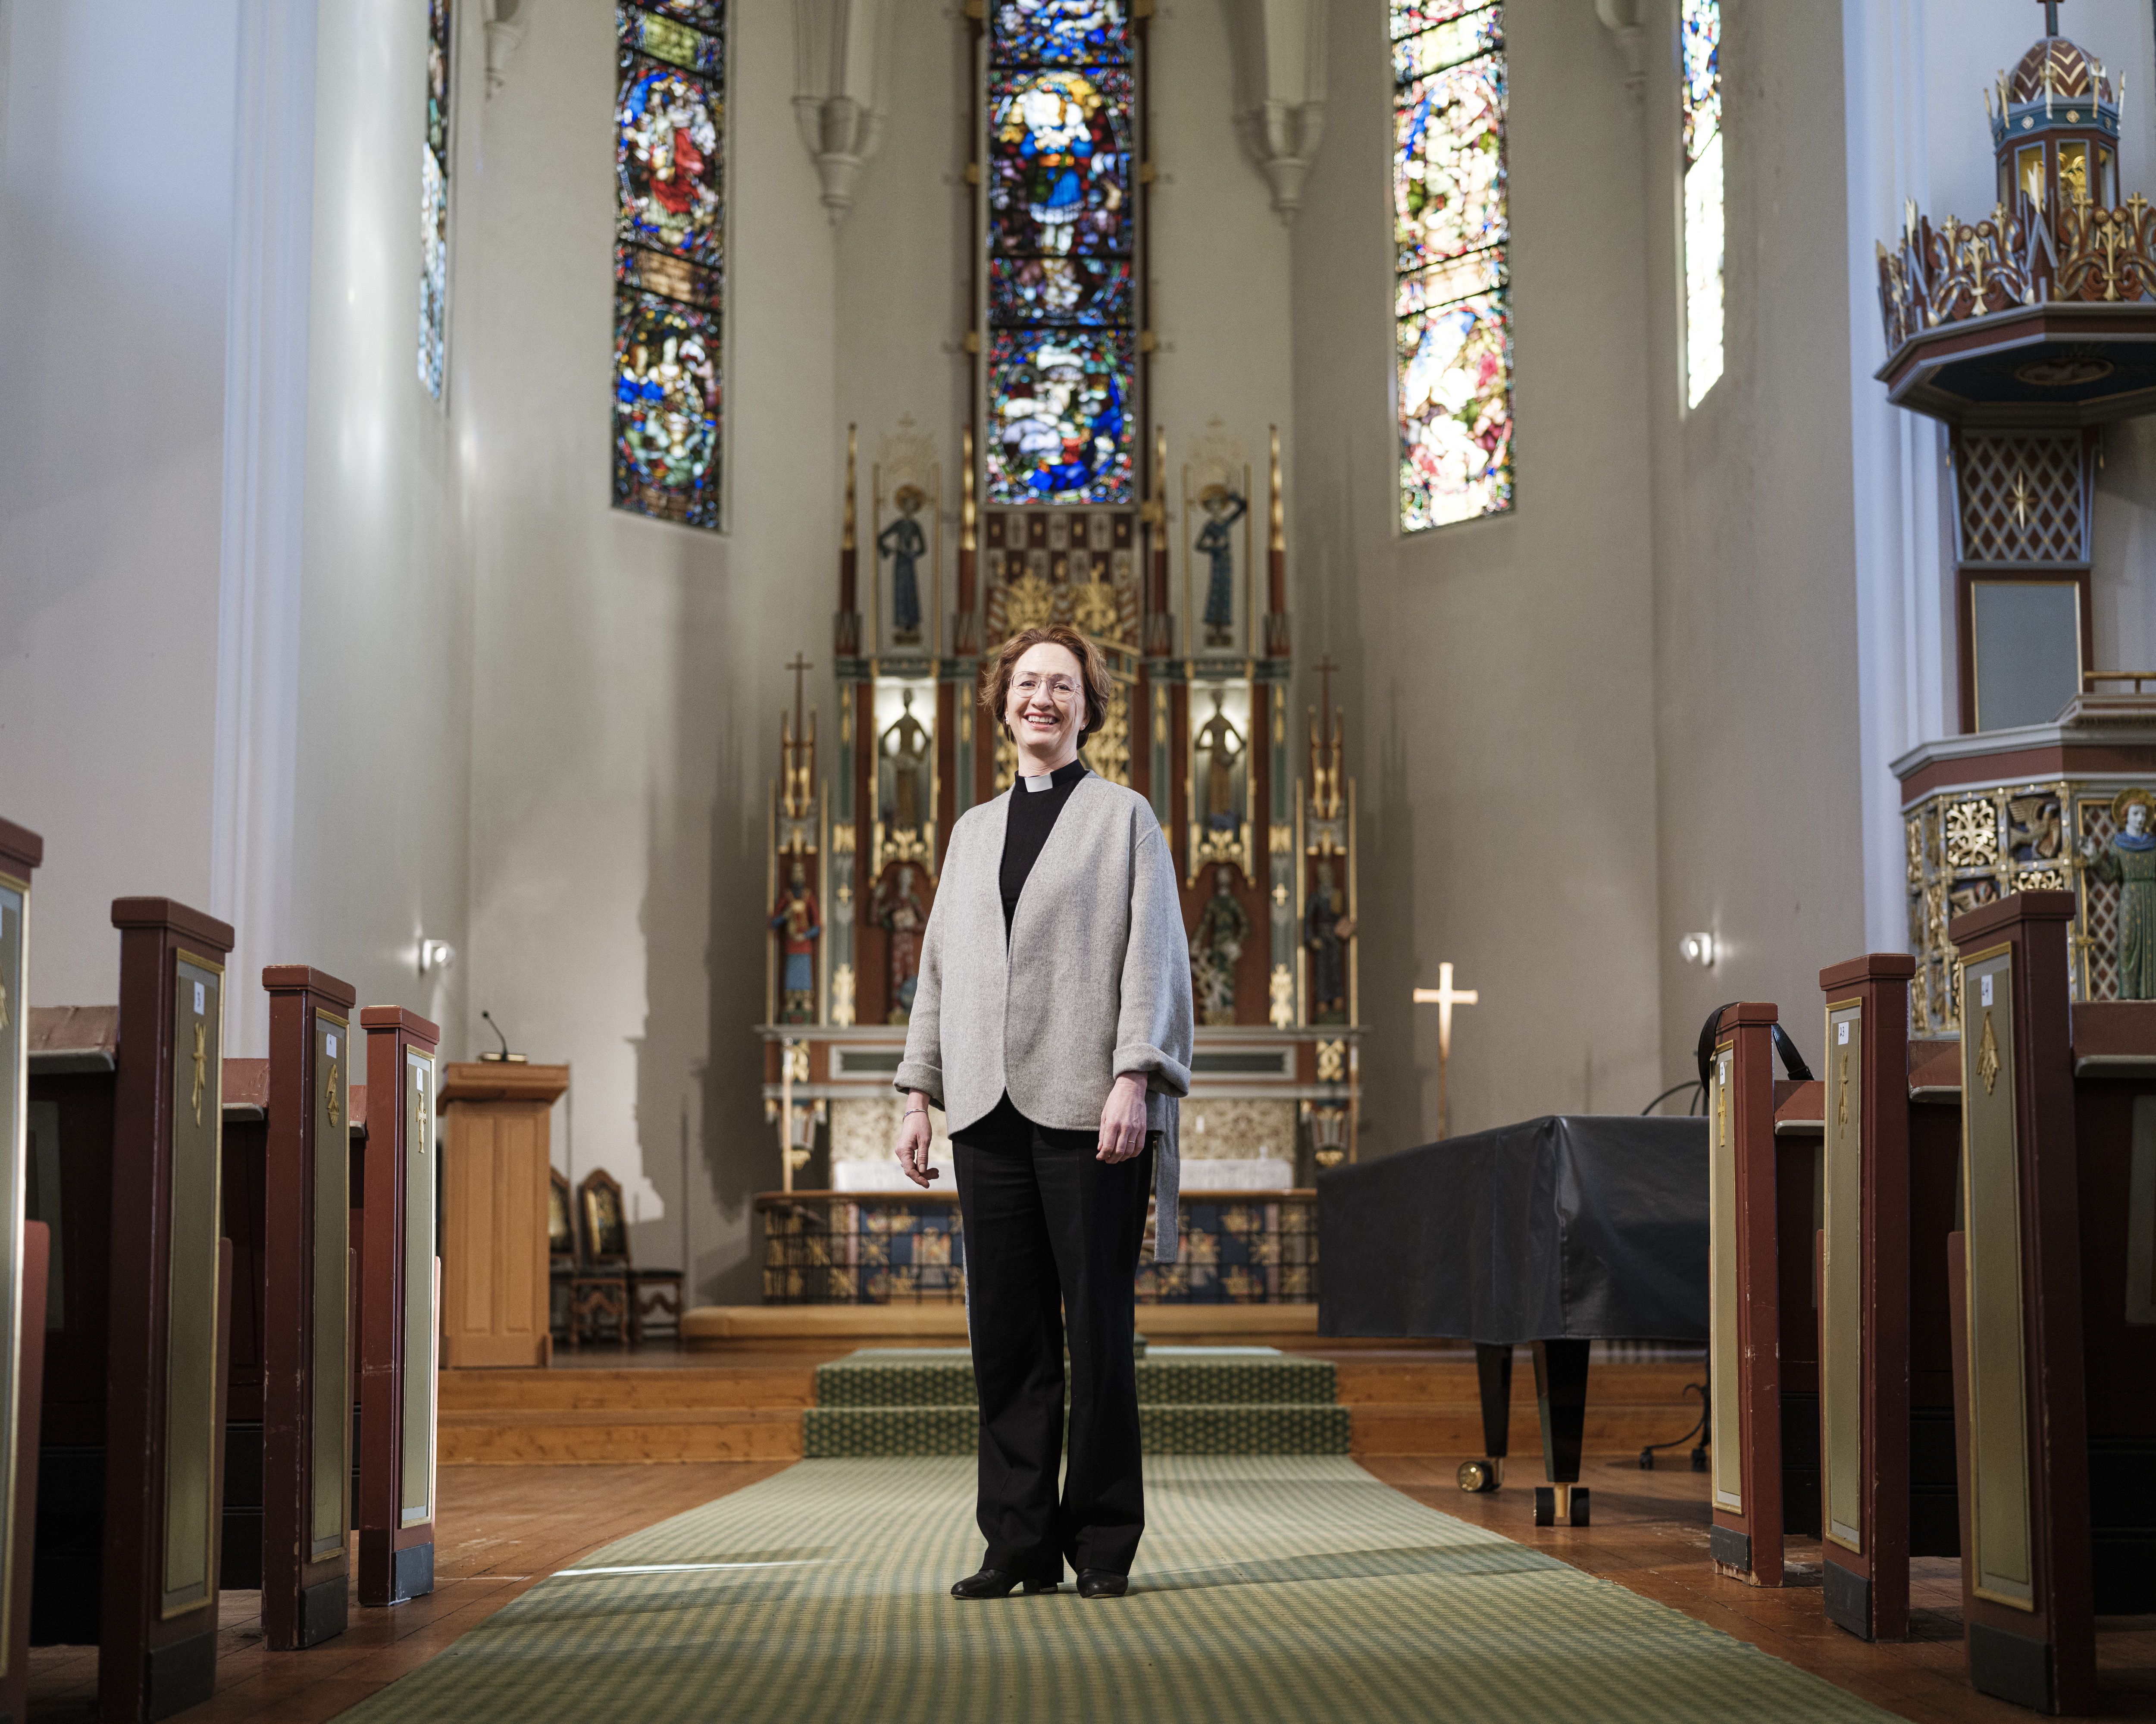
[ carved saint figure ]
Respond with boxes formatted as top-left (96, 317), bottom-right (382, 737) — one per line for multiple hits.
top-left (769, 859), bottom-right (823, 1024)
top-left (873, 862), bottom-right (928, 1023)
top-left (1190, 865), bottom-right (1249, 1027)
top-left (1304, 858), bottom-right (1358, 1025)
top-left (1195, 690), bottom-right (1245, 830)
top-left (882, 690), bottom-right (931, 833)
top-left (879, 485), bottom-right (928, 644)
top-left (2083, 789), bottom-right (2156, 998)
top-left (1195, 485), bottom-right (1247, 648)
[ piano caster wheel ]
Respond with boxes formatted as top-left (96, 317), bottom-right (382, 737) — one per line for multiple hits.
top-left (1533, 1486), bottom-right (1590, 1527)
top-left (1457, 1458), bottom-right (1502, 1493)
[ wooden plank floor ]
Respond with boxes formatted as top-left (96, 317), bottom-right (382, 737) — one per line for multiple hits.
top-left (22, 1462), bottom-right (789, 1724)
top-left (1368, 1455), bottom-right (2156, 1723)
top-left (25, 1441), bottom-right (2156, 1719)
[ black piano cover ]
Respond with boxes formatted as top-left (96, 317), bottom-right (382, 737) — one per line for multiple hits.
top-left (1317, 1114), bottom-right (1709, 1343)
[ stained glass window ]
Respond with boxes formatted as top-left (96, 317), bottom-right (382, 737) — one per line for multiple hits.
top-left (1392, 1), bottom-right (1511, 531)
top-left (614, 0), bottom-right (726, 530)
top-left (1682, 0), bottom-right (1724, 408)
top-left (419, 0), bottom-right (453, 398)
top-left (984, 1), bottom-right (1136, 505)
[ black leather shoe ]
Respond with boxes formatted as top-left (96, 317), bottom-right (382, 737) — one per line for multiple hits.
top-left (1076, 1569), bottom-right (1128, 1599)
top-left (950, 1568), bottom-right (1058, 1599)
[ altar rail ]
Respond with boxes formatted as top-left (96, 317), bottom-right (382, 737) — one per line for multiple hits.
top-left (756, 1191), bottom-right (1319, 1306)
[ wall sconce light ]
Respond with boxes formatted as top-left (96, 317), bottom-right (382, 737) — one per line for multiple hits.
top-left (419, 938), bottom-right (457, 977)
top-left (1678, 931), bottom-right (1716, 969)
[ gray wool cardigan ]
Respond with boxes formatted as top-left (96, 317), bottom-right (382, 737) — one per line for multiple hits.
top-left (894, 771), bottom-right (1195, 1261)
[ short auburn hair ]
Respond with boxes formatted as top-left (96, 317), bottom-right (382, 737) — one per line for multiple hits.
top-left (980, 624), bottom-right (1114, 743)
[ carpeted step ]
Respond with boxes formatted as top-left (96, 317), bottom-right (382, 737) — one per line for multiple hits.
top-left (813, 1347), bottom-right (1336, 1409)
top-left (803, 1401), bottom-right (1351, 1458)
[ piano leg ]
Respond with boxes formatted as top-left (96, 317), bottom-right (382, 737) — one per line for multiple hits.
top-left (1531, 1339), bottom-right (1591, 1527)
top-left (1458, 1342), bottom-right (1514, 1492)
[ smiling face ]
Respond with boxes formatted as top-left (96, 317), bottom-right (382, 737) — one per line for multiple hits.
top-left (1005, 639), bottom-right (1087, 762)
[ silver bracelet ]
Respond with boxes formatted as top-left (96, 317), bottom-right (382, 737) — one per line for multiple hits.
top-left (904, 1107), bottom-right (927, 1118)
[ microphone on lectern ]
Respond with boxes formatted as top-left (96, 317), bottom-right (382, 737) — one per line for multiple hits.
top-left (479, 1010), bottom-right (528, 1064)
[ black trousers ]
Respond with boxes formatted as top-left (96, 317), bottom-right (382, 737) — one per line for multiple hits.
top-left (954, 1098), bottom-right (1152, 1579)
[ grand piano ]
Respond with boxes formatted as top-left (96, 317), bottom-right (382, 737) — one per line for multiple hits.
top-left (1318, 1114), bottom-right (1709, 1525)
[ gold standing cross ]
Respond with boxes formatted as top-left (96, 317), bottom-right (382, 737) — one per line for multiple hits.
top-left (1411, 962), bottom-right (1480, 1141)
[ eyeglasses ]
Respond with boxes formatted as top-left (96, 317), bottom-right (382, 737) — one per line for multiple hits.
top-left (1012, 675), bottom-right (1079, 700)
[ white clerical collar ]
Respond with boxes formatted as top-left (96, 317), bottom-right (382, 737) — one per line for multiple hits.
top-left (1023, 773), bottom-right (1053, 793)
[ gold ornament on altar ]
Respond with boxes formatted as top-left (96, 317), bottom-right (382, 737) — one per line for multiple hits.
top-left (1003, 570), bottom-right (1055, 633)
top-left (325, 1056), bottom-right (341, 1128)
top-left (1977, 1009), bottom-right (2001, 1094)
top-left (1073, 575), bottom-right (1120, 637)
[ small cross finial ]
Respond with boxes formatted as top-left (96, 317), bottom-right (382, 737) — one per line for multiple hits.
top-left (2040, 0), bottom-right (2062, 37)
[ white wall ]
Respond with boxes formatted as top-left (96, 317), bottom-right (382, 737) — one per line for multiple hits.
top-left (1650, 0), bottom-right (1866, 1078)
top-left (0, 0), bottom-right (241, 1003)
top-left (459, 0), bottom-right (842, 1299)
top-left (1290, 0), bottom-right (1666, 1149)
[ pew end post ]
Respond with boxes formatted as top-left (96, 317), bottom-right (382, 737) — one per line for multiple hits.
top-left (1947, 890), bottom-right (2093, 1715)
top-left (358, 1008), bottom-right (441, 1609)
top-left (1708, 1001), bottom-right (1787, 1585)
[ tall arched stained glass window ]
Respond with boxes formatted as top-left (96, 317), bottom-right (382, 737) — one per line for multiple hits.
top-left (983, 0), bottom-right (1137, 505)
top-left (1682, 0), bottom-right (1724, 407)
top-left (419, 0), bottom-right (453, 398)
top-left (1392, 1), bottom-right (1511, 532)
top-left (614, 1), bottom-right (726, 530)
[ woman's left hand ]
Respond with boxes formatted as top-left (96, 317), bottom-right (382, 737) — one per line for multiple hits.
top-left (1098, 1071), bottom-right (1149, 1163)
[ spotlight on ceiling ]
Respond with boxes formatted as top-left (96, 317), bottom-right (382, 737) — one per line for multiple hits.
top-left (1678, 931), bottom-right (1716, 969)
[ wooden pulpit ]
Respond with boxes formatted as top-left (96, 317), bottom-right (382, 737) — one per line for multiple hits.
top-left (438, 1063), bottom-right (569, 1369)
top-left (261, 967), bottom-right (356, 1648)
top-left (0, 820), bottom-right (49, 1724)
top-left (358, 1008), bottom-right (440, 1607)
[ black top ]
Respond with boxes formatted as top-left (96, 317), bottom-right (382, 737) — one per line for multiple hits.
top-left (998, 757), bottom-right (1088, 938)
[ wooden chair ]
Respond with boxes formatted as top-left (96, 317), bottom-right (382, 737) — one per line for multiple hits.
top-left (554, 1165), bottom-right (628, 1350)
top-left (578, 1167), bottom-right (685, 1347)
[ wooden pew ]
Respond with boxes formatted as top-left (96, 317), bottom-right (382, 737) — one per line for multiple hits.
top-left (1705, 1001), bottom-right (1821, 1586)
top-left (1811, 954), bottom-right (1964, 1644)
top-left (26, 899), bottom-right (238, 1719)
top-left (1944, 890), bottom-right (2095, 1713)
top-left (358, 1007), bottom-right (440, 1606)
top-left (91, 901), bottom-right (239, 1720)
top-left (0, 820), bottom-right (52, 1724)
top-left (260, 967), bottom-right (357, 1647)
top-left (218, 1056), bottom-right (269, 1594)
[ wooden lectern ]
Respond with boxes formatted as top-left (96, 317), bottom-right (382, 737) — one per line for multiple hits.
top-left (358, 1008), bottom-right (439, 1607)
top-left (438, 1063), bottom-right (570, 1368)
top-left (0, 820), bottom-right (50, 1724)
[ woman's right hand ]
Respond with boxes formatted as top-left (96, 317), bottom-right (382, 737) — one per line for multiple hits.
top-left (895, 1091), bottom-right (939, 1188)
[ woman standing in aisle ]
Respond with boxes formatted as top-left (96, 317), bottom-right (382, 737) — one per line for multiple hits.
top-left (892, 622), bottom-right (1192, 1601)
